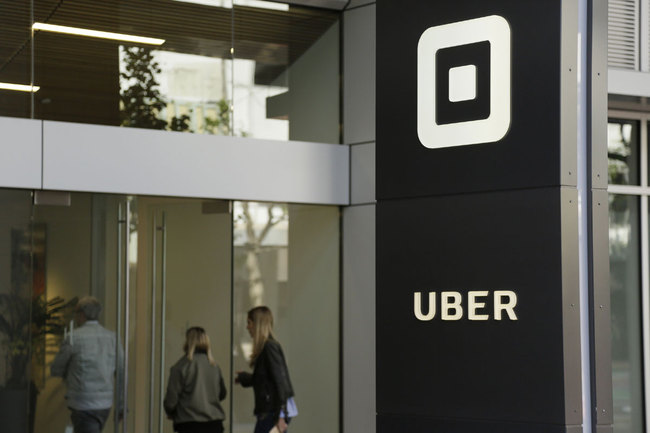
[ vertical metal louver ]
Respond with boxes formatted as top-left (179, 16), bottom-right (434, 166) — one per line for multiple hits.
top-left (608, 0), bottom-right (639, 70)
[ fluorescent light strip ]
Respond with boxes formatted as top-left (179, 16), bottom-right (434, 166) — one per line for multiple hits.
top-left (174, 0), bottom-right (289, 11)
top-left (32, 22), bottom-right (165, 45)
top-left (0, 82), bottom-right (40, 92)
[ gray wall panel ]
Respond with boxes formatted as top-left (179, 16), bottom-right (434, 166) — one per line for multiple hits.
top-left (344, 4), bottom-right (376, 144)
top-left (343, 2), bottom-right (376, 432)
top-left (343, 204), bottom-right (376, 433)
top-left (591, 190), bottom-right (612, 425)
top-left (42, 120), bottom-right (349, 204)
top-left (0, 117), bottom-right (42, 189)
top-left (351, 142), bottom-right (376, 205)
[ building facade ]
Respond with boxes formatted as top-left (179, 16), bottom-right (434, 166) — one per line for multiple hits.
top-left (2, 0), bottom-right (647, 433)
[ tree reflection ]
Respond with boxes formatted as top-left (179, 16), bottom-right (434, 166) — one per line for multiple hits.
top-left (608, 121), bottom-right (635, 185)
top-left (119, 47), bottom-right (191, 132)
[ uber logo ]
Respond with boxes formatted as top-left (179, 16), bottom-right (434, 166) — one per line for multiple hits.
top-left (417, 15), bottom-right (511, 149)
top-left (413, 290), bottom-right (518, 321)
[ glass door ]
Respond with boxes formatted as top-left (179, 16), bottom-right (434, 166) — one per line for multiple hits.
top-left (3, 190), bottom-right (342, 433)
top-left (30, 192), bottom-right (133, 433)
top-left (135, 197), bottom-right (232, 433)
top-left (29, 193), bottom-right (232, 433)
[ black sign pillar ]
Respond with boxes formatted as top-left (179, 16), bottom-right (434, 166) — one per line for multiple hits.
top-left (376, 1), bottom-right (590, 432)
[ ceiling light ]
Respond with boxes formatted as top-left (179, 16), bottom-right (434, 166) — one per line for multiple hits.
top-left (0, 82), bottom-right (40, 92)
top-left (32, 23), bottom-right (165, 45)
top-left (174, 0), bottom-right (289, 11)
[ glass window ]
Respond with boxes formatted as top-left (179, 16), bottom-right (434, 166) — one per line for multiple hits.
top-left (609, 194), bottom-right (644, 433)
top-left (233, 2), bottom-right (340, 143)
top-left (232, 201), bottom-right (340, 432)
top-left (1, 0), bottom-right (341, 143)
top-left (16, 193), bottom-right (341, 433)
top-left (0, 0), bottom-right (33, 118)
top-left (27, 193), bottom-right (234, 433)
top-left (608, 119), bottom-right (640, 185)
top-left (30, 0), bottom-right (235, 133)
top-left (0, 189), bottom-right (34, 433)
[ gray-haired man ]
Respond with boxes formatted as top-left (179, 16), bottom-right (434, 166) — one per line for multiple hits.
top-left (52, 296), bottom-right (124, 433)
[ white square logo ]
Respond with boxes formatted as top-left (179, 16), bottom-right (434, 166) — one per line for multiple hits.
top-left (417, 15), bottom-right (512, 149)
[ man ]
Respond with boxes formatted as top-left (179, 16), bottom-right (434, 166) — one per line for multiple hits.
top-left (52, 296), bottom-right (124, 433)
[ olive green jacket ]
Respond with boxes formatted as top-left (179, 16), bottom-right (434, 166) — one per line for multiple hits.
top-left (163, 353), bottom-right (227, 425)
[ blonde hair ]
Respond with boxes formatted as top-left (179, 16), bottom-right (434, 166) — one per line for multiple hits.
top-left (248, 306), bottom-right (275, 367)
top-left (184, 327), bottom-right (216, 366)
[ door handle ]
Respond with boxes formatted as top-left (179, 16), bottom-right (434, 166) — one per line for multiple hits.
top-left (116, 200), bottom-right (132, 433)
top-left (149, 213), bottom-right (158, 433)
top-left (115, 202), bottom-right (124, 433)
top-left (158, 212), bottom-right (167, 433)
top-left (123, 200), bottom-right (132, 433)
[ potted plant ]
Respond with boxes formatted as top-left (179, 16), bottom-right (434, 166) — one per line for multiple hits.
top-left (0, 288), bottom-right (71, 433)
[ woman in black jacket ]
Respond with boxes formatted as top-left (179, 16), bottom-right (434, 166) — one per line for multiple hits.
top-left (236, 306), bottom-right (295, 433)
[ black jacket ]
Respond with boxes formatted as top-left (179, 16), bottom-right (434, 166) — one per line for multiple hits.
top-left (237, 339), bottom-right (294, 416)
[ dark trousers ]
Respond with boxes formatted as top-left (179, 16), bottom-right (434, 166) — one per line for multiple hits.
top-left (175, 420), bottom-right (224, 433)
top-left (70, 408), bottom-right (111, 433)
top-left (253, 414), bottom-right (290, 433)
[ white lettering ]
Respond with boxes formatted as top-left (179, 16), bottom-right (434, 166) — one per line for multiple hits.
top-left (414, 292), bottom-right (436, 321)
top-left (412, 290), bottom-right (518, 321)
top-left (468, 291), bottom-right (489, 320)
top-left (494, 290), bottom-right (518, 320)
top-left (441, 292), bottom-right (463, 320)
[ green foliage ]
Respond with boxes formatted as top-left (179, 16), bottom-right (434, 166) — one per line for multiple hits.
top-left (169, 113), bottom-right (192, 132)
top-left (0, 290), bottom-right (71, 388)
top-left (204, 99), bottom-right (231, 135)
top-left (119, 47), bottom-right (193, 132)
top-left (120, 47), bottom-right (168, 130)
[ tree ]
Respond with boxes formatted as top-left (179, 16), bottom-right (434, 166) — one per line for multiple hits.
top-left (119, 47), bottom-right (191, 132)
top-left (233, 203), bottom-right (287, 373)
top-left (236, 203), bottom-right (288, 307)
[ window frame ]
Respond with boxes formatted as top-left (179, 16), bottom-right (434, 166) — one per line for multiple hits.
top-left (608, 109), bottom-right (650, 433)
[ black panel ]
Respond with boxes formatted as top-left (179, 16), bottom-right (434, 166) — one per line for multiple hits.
top-left (376, 188), bottom-right (570, 423)
top-left (376, 0), bottom-right (562, 200)
top-left (378, 414), bottom-right (571, 433)
top-left (436, 41), bottom-right (491, 125)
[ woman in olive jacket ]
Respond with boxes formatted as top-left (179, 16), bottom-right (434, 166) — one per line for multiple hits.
top-left (164, 327), bottom-right (227, 433)
top-left (236, 306), bottom-right (294, 433)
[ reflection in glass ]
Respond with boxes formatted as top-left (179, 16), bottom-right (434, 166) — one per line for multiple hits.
top-left (609, 194), bottom-right (643, 433)
top-left (2, 0), bottom-right (342, 141)
top-left (233, 2), bottom-right (340, 143)
top-left (0, 190), bottom-right (34, 433)
top-left (232, 202), bottom-right (340, 433)
top-left (28, 0), bottom-right (235, 132)
top-left (119, 47), bottom-right (233, 134)
top-left (0, 1), bottom-right (33, 118)
top-left (608, 119), bottom-right (640, 185)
